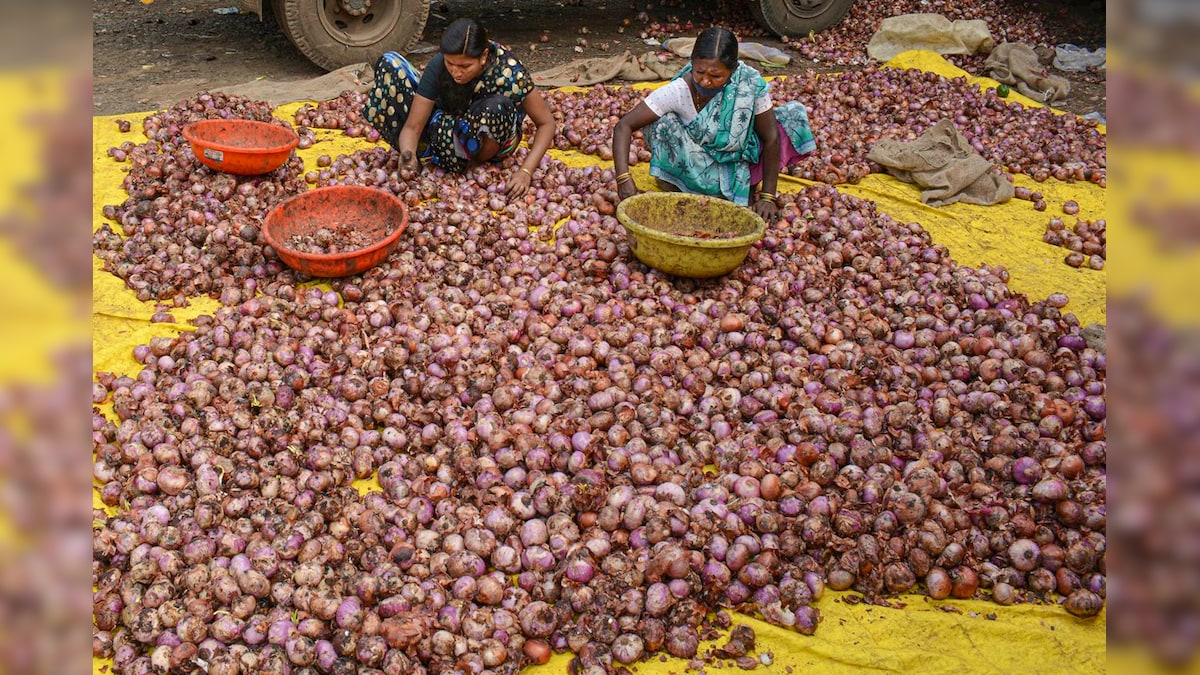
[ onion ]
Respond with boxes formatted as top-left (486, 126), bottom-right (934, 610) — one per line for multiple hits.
top-left (1063, 590), bottom-right (1104, 618)
top-left (92, 97), bottom-right (1106, 673)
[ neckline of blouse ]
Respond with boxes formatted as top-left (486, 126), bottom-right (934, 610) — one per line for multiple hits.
top-left (687, 76), bottom-right (713, 109)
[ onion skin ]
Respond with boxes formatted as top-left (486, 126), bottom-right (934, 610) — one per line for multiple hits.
top-left (523, 639), bottom-right (552, 665)
top-left (950, 567), bottom-right (980, 599)
top-left (1063, 590), bottom-right (1104, 618)
top-left (925, 568), bottom-right (952, 600)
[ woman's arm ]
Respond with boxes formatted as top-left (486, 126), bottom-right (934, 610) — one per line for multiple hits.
top-left (752, 108), bottom-right (781, 221)
top-left (507, 89), bottom-right (557, 197)
top-left (612, 102), bottom-right (661, 202)
top-left (396, 94), bottom-right (436, 171)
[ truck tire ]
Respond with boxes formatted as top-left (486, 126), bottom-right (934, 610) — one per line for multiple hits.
top-left (272, 0), bottom-right (430, 71)
top-left (750, 0), bottom-right (855, 38)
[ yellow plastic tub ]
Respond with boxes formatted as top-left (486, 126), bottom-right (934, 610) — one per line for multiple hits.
top-left (615, 192), bottom-right (766, 278)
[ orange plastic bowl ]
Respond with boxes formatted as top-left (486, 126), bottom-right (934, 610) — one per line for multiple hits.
top-left (182, 119), bottom-right (299, 175)
top-left (261, 186), bottom-right (410, 278)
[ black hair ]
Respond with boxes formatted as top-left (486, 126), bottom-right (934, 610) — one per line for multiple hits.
top-left (691, 27), bottom-right (739, 70)
top-left (437, 18), bottom-right (491, 114)
top-left (441, 17), bottom-right (489, 57)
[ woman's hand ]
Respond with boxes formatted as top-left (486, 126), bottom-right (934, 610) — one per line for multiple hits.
top-left (752, 110), bottom-right (783, 223)
top-left (397, 95), bottom-right (434, 177)
top-left (753, 196), bottom-right (779, 222)
top-left (506, 167), bottom-right (532, 198)
top-left (398, 149), bottom-right (420, 179)
top-left (519, 91), bottom-right (557, 190)
top-left (616, 179), bottom-right (639, 202)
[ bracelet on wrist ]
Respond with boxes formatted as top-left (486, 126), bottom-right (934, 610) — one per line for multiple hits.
top-left (615, 172), bottom-right (633, 184)
top-left (758, 192), bottom-right (777, 204)
top-left (519, 167), bottom-right (533, 178)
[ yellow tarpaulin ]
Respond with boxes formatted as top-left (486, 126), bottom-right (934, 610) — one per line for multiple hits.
top-left (92, 51), bottom-right (1106, 674)
top-left (0, 73), bottom-right (87, 385)
top-left (845, 50), bottom-right (1105, 327)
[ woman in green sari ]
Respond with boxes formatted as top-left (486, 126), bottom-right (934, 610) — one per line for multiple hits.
top-left (611, 27), bottom-right (816, 222)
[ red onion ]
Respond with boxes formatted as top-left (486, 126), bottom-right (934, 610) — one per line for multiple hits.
top-left (93, 121), bottom-right (1106, 674)
top-left (1063, 590), bottom-right (1104, 618)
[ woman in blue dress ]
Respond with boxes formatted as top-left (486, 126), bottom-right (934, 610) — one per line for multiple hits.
top-left (610, 27), bottom-right (817, 221)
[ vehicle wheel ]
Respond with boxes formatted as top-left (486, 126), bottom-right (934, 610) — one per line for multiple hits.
top-left (272, 0), bottom-right (429, 71)
top-left (750, 0), bottom-right (855, 38)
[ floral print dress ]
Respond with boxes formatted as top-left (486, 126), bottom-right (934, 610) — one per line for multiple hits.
top-left (363, 43), bottom-right (533, 172)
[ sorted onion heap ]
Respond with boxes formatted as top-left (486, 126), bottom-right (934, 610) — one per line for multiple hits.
top-left (539, 85), bottom-right (651, 164)
top-left (1104, 300), bottom-right (1198, 666)
top-left (94, 134), bottom-right (1106, 673)
top-left (136, 90), bottom-right (317, 151)
top-left (769, 68), bottom-right (1103, 186)
top-left (6, 70), bottom-right (95, 675)
top-left (310, 146), bottom-right (621, 229)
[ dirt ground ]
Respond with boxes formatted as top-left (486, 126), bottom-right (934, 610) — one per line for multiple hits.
top-left (92, 0), bottom-right (1105, 117)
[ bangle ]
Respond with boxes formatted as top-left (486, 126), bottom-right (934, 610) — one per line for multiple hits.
top-left (519, 167), bottom-right (532, 178)
top-left (615, 172), bottom-right (633, 184)
top-left (758, 192), bottom-right (777, 204)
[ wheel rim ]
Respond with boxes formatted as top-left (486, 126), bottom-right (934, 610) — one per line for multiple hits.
top-left (783, 0), bottom-right (839, 19)
top-left (317, 0), bottom-right (401, 47)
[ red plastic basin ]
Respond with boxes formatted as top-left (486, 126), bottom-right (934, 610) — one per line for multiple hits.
top-left (182, 119), bottom-right (299, 175)
top-left (261, 186), bottom-right (410, 278)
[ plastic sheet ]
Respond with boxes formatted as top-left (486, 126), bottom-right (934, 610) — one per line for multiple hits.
top-left (1054, 44), bottom-right (1107, 72)
top-left (91, 51), bottom-right (1106, 674)
top-left (824, 172), bottom-right (1105, 327)
top-left (1108, 146), bottom-right (1200, 327)
top-left (526, 600), bottom-right (1104, 674)
top-left (0, 74), bottom-right (84, 385)
top-left (0, 239), bottom-right (81, 383)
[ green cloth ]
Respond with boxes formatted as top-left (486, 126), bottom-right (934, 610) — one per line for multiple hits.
top-left (647, 61), bottom-right (816, 205)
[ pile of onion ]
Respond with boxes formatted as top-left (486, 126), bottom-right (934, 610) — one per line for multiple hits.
top-left (93, 95), bottom-right (1105, 674)
top-left (526, 67), bottom-right (1105, 188)
top-left (293, 91), bottom-right (379, 143)
top-left (94, 95), bottom-right (310, 305)
top-left (1043, 216), bottom-right (1105, 270)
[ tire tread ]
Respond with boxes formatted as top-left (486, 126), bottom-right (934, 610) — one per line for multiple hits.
top-left (272, 0), bottom-right (429, 71)
top-left (749, 0), bottom-right (854, 37)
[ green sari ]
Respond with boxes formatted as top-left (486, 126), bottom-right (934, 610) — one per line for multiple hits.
top-left (647, 62), bottom-right (816, 205)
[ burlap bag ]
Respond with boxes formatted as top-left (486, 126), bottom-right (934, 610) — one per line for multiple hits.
top-left (984, 42), bottom-right (1070, 104)
top-left (867, 14), bottom-right (994, 62)
top-left (866, 119), bottom-right (1014, 207)
top-left (532, 51), bottom-right (677, 87)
